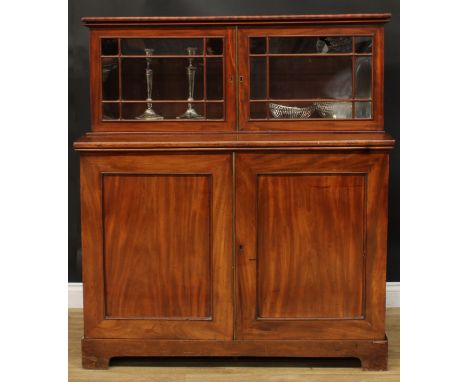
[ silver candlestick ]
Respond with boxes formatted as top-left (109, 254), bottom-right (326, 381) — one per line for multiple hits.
top-left (136, 48), bottom-right (163, 120)
top-left (177, 47), bottom-right (204, 119)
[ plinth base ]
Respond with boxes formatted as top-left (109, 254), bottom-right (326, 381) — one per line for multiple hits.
top-left (82, 336), bottom-right (388, 371)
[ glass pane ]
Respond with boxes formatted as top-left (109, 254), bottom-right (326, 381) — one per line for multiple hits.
top-left (122, 102), bottom-right (207, 120)
top-left (355, 36), bottom-right (373, 53)
top-left (269, 57), bottom-right (352, 99)
top-left (355, 102), bottom-right (372, 119)
top-left (101, 58), bottom-right (119, 100)
top-left (356, 56), bottom-right (372, 99)
top-left (250, 57), bottom-right (266, 100)
top-left (206, 58), bottom-right (223, 100)
top-left (121, 38), bottom-right (203, 55)
top-left (269, 36), bottom-right (352, 54)
top-left (101, 38), bottom-right (118, 56)
top-left (206, 102), bottom-right (223, 119)
top-left (250, 37), bottom-right (266, 54)
top-left (313, 102), bottom-right (352, 119)
top-left (102, 103), bottom-right (119, 120)
top-left (270, 37), bottom-right (318, 54)
top-left (316, 37), bottom-right (352, 53)
top-left (250, 102), bottom-right (267, 119)
top-left (121, 58), bottom-right (204, 101)
top-left (206, 38), bottom-right (223, 55)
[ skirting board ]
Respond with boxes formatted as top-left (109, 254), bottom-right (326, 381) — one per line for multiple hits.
top-left (68, 282), bottom-right (400, 309)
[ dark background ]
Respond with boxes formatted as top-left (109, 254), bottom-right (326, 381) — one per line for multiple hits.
top-left (69, 0), bottom-right (400, 282)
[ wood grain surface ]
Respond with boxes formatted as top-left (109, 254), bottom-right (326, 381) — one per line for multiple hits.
top-left (256, 174), bottom-right (365, 319)
top-left (74, 132), bottom-right (395, 151)
top-left (103, 174), bottom-right (212, 319)
top-left (69, 308), bottom-right (400, 381)
top-left (82, 14), bottom-right (392, 26)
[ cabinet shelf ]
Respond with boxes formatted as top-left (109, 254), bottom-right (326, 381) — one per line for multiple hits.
top-left (249, 98), bottom-right (371, 102)
top-left (249, 53), bottom-right (372, 57)
top-left (101, 55), bottom-right (224, 58)
top-left (102, 100), bottom-right (224, 103)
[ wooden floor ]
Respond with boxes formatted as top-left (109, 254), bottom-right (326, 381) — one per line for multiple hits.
top-left (69, 308), bottom-right (399, 381)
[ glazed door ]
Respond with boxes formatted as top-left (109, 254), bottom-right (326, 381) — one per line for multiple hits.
top-left (237, 26), bottom-right (383, 131)
top-left (235, 152), bottom-right (388, 340)
top-left (81, 153), bottom-right (233, 340)
top-left (91, 27), bottom-right (236, 132)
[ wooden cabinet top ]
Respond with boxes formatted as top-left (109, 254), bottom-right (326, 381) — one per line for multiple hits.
top-left (74, 132), bottom-right (394, 151)
top-left (82, 14), bottom-right (391, 27)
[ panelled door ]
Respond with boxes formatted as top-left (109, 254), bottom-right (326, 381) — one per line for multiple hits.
top-left (81, 153), bottom-right (233, 340)
top-left (235, 152), bottom-right (389, 340)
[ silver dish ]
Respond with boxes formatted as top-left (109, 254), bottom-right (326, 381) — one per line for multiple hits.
top-left (315, 102), bottom-right (352, 119)
top-left (314, 102), bottom-right (352, 119)
top-left (269, 103), bottom-right (314, 119)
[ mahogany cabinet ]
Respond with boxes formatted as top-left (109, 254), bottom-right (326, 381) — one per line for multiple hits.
top-left (75, 14), bottom-right (394, 371)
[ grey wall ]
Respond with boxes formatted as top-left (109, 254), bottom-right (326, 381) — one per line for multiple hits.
top-left (69, 0), bottom-right (400, 282)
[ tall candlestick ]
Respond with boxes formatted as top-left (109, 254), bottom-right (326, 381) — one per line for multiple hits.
top-left (177, 47), bottom-right (204, 119)
top-left (136, 48), bottom-right (163, 120)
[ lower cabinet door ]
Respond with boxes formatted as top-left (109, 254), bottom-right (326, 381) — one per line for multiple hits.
top-left (235, 152), bottom-right (389, 340)
top-left (80, 153), bottom-right (233, 340)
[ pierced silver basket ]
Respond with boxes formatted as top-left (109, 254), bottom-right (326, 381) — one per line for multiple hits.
top-left (269, 103), bottom-right (314, 119)
top-left (314, 102), bottom-right (352, 119)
